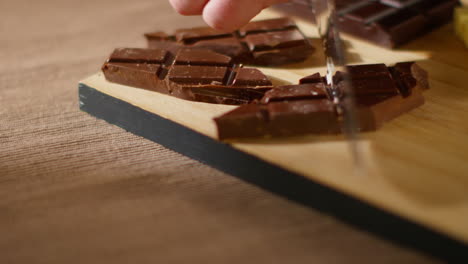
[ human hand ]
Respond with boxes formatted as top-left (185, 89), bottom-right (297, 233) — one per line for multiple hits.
top-left (169, 0), bottom-right (289, 31)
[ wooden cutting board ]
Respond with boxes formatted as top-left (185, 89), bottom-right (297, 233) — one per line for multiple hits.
top-left (79, 10), bottom-right (468, 260)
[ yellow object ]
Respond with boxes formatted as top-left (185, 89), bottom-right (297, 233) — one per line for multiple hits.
top-left (455, 7), bottom-right (468, 47)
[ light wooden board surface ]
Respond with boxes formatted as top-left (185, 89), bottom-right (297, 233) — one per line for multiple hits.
top-left (82, 9), bottom-right (468, 245)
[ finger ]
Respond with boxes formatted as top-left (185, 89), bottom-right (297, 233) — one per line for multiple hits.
top-left (169, 0), bottom-right (209, 15)
top-left (202, 0), bottom-right (288, 30)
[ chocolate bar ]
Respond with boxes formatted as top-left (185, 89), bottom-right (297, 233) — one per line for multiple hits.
top-left (102, 48), bottom-right (273, 105)
top-left (275, 0), bottom-right (459, 48)
top-left (144, 18), bottom-right (315, 66)
top-left (214, 62), bottom-right (429, 140)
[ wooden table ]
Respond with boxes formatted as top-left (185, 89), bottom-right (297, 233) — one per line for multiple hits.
top-left (0, 0), bottom-right (448, 263)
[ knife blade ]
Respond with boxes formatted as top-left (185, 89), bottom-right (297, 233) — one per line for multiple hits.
top-left (309, 0), bottom-right (365, 174)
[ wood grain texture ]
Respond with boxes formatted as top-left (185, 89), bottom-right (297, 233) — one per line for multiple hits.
top-left (0, 0), bottom-right (447, 263)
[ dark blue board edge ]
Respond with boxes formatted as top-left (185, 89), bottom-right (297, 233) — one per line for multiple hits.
top-left (78, 83), bottom-right (468, 262)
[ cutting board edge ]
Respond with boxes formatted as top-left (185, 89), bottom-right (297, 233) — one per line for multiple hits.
top-left (78, 81), bottom-right (468, 262)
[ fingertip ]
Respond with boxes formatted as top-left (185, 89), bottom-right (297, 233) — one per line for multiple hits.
top-left (202, 10), bottom-right (232, 31)
top-left (201, 1), bottom-right (231, 31)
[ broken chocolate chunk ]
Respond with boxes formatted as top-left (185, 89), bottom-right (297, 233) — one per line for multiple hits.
top-left (214, 62), bottom-right (429, 140)
top-left (102, 48), bottom-right (273, 105)
top-left (389, 62), bottom-right (429, 96)
top-left (145, 18), bottom-right (315, 66)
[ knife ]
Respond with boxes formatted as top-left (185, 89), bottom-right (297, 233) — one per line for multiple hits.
top-left (309, 0), bottom-right (364, 174)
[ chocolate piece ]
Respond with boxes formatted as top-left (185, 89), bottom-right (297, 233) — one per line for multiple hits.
top-left (215, 99), bottom-right (340, 139)
top-left (303, 62), bottom-right (427, 130)
top-left (214, 62), bottom-right (429, 140)
top-left (102, 48), bottom-right (273, 105)
top-left (145, 18), bottom-right (314, 66)
top-left (260, 83), bottom-right (328, 103)
top-left (389, 62), bottom-right (429, 96)
top-left (275, 0), bottom-right (459, 48)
